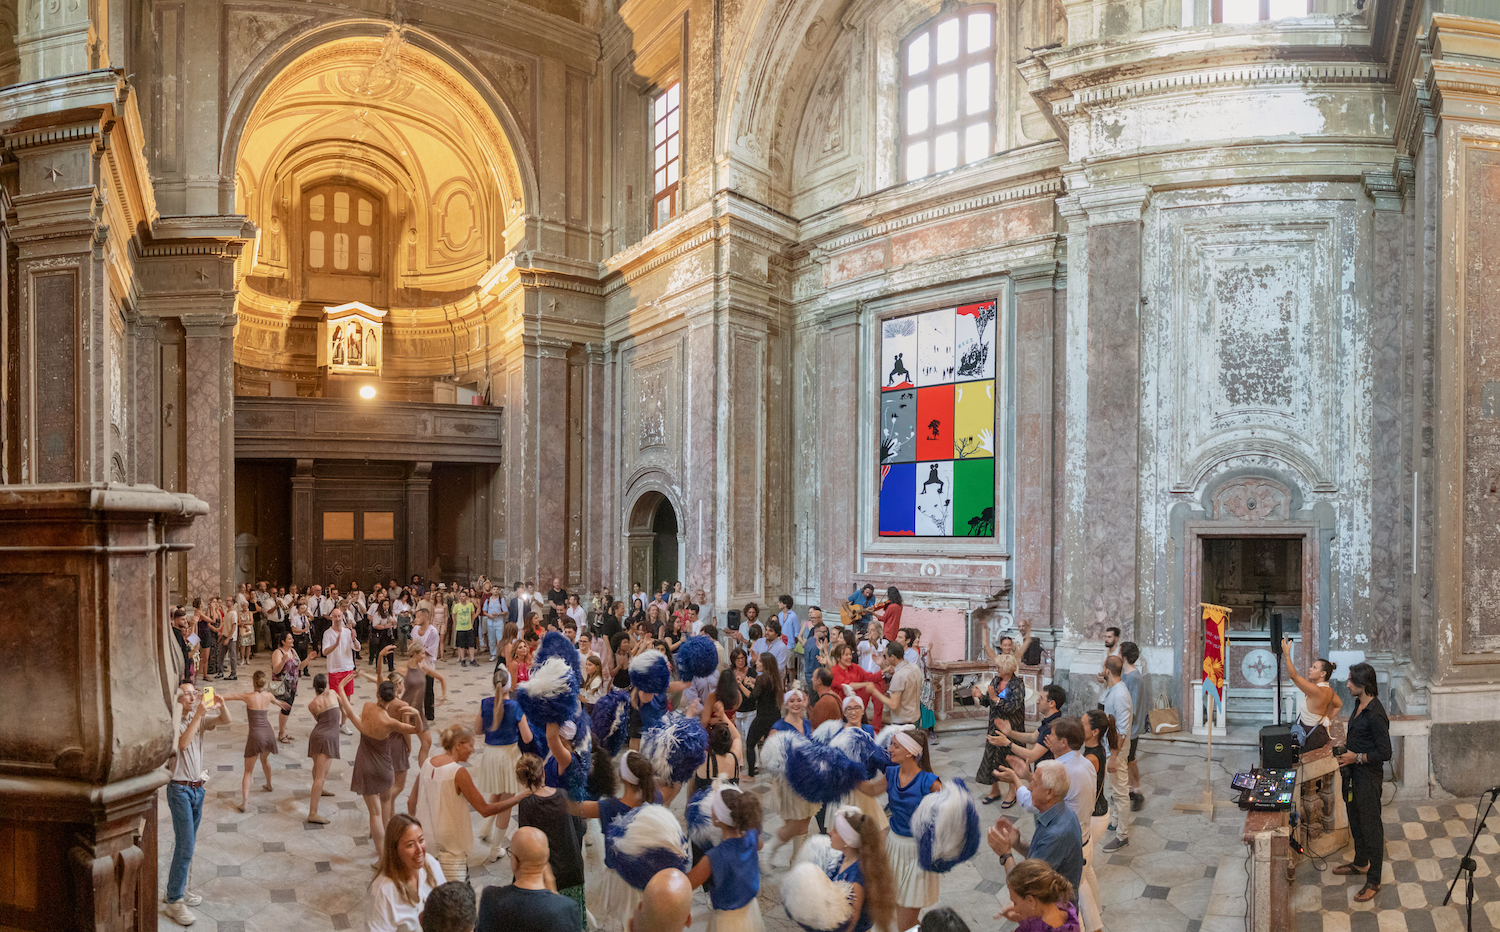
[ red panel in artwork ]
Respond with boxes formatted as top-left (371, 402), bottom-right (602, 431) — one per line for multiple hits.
top-left (915, 384), bottom-right (954, 461)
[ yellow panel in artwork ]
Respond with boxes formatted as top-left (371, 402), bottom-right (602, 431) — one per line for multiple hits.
top-left (323, 512), bottom-right (354, 540)
top-left (363, 512), bottom-right (394, 540)
top-left (952, 379), bottom-right (995, 459)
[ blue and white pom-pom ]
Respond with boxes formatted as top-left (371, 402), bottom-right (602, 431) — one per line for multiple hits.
top-left (606, 803), bottom-right (691, 890)
top-left (782, 835), bottom-right (854, 932)
top-left (590, 688), bottom-right (632, 757)
top-left (685, 785), bottom-right (722, 849)
top-left (534, 630), bottom-right (582, 679)
top-left (640, 711), bottom-right (709, 785)
top-left (822, 720), bottom-right (887, 776)
top-left (758, 730), bottom-right (794, 777)
top-left (675, 635), bottom-right (719, 681)
top-left (563, 709), bottom-right (594, 801)
top-left (912, 777), bottom-right (982, 872)
top-left (517, 655), bottom-right (580, 725)
top-left (785, 732), bottom-right (868, 804)
top-left (629, 649), bottom-right (671, 695)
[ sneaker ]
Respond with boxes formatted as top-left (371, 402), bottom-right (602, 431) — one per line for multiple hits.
top-left (1103, 837), bottom-right (1129, 853)
top-left (1130, 792), bottom-right (1144, 811)
top-left (162, 901), bottom-right (196, 926)
top-left (1107, 820), bottom-right (1117, 832)
top-left (340, 724), bottom-right (355, 736)
top-left (161, 894), bottom-right (202, 907)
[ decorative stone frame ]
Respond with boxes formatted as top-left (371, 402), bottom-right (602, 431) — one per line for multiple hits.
top-left (857, 273), bottom-right (1014, 561)
top-left (1170, 468), bottom-right (1337, 717)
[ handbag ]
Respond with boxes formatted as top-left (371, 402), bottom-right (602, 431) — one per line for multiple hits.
top-left (1148, 705), bottom-right (1181, 735)
top-left (270, 677), bottom-right (287, 699)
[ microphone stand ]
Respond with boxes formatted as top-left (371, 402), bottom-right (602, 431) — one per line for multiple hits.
top-left (1442, 787), bottom-right (1498, 932)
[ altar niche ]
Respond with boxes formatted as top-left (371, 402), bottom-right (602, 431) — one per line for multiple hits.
top-left (1201, 537), bottom-right (1304, 723)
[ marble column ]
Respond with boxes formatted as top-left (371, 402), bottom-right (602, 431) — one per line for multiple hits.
top-left (1013, 262), bottom-right (1060, 633)
top-left (180, 313), bottom-right (236, 599)
top-left (817, 302), bottom-right (861, 607)
top-left (406, 462), bottom-right (433, 581)
top-left (1058, 185), bottom-right (1148, 642)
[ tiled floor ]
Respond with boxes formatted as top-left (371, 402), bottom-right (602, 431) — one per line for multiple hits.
top-left (156, 652), bottom-right (1281, 930)
top-left (1291, 800), bottom-right (1500, 932)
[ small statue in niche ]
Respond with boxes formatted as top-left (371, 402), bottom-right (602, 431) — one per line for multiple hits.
top-left (331, 324), bottom-right (345, 365)
top-left (344, 320), bottom-right (363, 366)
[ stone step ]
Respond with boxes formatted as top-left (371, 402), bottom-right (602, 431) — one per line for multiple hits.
top-left (1200, 850), bottom-right (1251, 932)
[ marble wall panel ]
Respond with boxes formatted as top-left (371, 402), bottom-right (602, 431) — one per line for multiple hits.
top-left (183, 330), bottom-right (225, 598)
top-left (728, 329), bottom-right (765, 599)
top-left (1460, 146), bottom-right (1500, 655)
top-left (32, 272), bottom-right (77, 483)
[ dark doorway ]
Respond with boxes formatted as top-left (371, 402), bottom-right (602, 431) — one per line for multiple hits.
top-left (651, 498), bottom-right (679, 595)
top-left (1200, 537), bottom-right (1304, 723)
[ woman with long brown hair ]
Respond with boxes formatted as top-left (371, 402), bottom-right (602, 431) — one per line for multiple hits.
top-left (828, 804), bottom-right (897, 932)
top-left (368, 813), bottom-right (446, 932)
top-left (856, 725), bottom-right (941, 929)
top-left (570, 749), bottom-right (661, 931)
top-left (1079, 711), bottom-right (1115, 932)
top-left (741, 652), bottom-right (782, 779)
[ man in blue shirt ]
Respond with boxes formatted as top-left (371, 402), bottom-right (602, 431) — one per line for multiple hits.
top-left (776, 595), bottom-right (801, 681)
top-left (843, 583), bottom-right (877, 634)
top-left (986, 759), bottom-right (1083, 892)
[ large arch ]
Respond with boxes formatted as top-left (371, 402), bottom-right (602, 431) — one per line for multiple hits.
top-left (221, 19), bottom-right (538, 217)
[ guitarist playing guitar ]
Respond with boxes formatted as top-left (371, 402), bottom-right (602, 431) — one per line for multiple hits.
top-left (840, 583), bottom-right (880, 632)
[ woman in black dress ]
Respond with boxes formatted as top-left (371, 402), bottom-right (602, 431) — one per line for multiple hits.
top-left (973, 652), bottom-right (1025, 805)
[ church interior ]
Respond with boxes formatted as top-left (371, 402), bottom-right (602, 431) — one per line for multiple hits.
top-left (1, 0), bottom-right (1499, 927)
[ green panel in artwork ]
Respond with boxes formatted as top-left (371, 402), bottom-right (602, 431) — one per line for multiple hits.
top-left (953, 458), bottom-right (995, 537)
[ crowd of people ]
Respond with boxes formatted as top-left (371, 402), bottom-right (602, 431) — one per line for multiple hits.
top-left (160, 577), bottom-right (1391, 931)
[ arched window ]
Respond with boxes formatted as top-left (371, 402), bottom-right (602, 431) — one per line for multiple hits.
top-left (901, 7), bottom-right (996, 183)
top-left (302, 181), bottom-right (383, 302)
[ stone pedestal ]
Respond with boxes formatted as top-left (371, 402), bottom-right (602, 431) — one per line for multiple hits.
top-left (0, 484), bottom-right (206, 930)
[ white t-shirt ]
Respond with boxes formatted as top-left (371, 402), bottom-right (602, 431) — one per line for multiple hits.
top-left (367, 855), bottom-right (447, 932)
top-left (566, 605), bottom-right (586, 627)
top-left (859, 639), bottom-right (887, 674)
top-left (417, 624), bottom-right (442, 660)
top-left (322, 627), bottom-right (356, 673)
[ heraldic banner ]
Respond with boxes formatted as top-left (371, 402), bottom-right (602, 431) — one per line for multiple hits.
top-left (1201, 602), bottom-right (1231, 708)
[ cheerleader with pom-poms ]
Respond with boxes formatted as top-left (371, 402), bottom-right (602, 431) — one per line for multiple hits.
top-left (856, 725), bottom-right (942, 929)
top-left (829, 691), bottom-right (889, 834)
top-left (781, 811), bottom-right (896, 932)
top-left (473, 666), bottom-right (534, 861)
top-left (686, 784), bottom-right (766, 932)
top-left (761, 687), bottom-right (819, 864)
top-left (570, 750), bottom-right (663, 931)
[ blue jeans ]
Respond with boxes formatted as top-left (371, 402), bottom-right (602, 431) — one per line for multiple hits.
top-left (166, 781), bottom-right (205, 902)
top-left (486, 620), bottom-right (504, 653)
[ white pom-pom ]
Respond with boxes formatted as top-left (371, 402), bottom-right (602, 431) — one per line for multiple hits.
top-left (812, 719), bottom-right (844, 744)
top-left (524, 656), bottom-right (575, 699)
top-left (782, 861), bottom-right (855, 932)
top-left (759, 730), bottom-right (794, 776)
top-left (612, 803), bottom-right (689, 860)
top-left (794, 833), bottom-right (842, 875)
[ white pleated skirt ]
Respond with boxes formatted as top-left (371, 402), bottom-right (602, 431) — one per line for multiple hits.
top-left (769, 776), bottom-right (820, 821)
top-left (590, 867), bottom-right (641, 931)
top-left (706, 900), bottom-right (765, 932)
top-left (475, 742), bottom-right (521, 796)
top-left (886, 831), bottom-right (939, 910)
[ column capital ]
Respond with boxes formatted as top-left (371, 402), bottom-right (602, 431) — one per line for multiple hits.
top-left (1075, 185), bottom-right (1151, 226)
top-left (1362, 169), bottom-right (1403, 212)
top-left (180, 312), bottom-right (237, 339)
top-left (1012, 261), bottom-right (1061, 294)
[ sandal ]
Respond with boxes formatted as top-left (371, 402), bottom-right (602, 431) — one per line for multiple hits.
top-left (1001, 798), bottom-right (1017, 809)
top-left (1354, 883), bottom-right (1381, 903)
top-left (1332, 863), bottom-right (1367, 876)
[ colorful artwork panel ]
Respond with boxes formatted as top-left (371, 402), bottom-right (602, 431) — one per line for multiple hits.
top-left (879, 463), bottom-right (916, 535)
top-left (953, 379), bottom-right (995, 459)
top-left (881, 317), bottom-right (917, 390)
top-left (916, 309), bottom-right (955, 386)
top-left (955, 301), bottom-right (997, 381)
top-left (954, 459), bottom-right (995, 537)
top-left (914, 460), bottom-right (956, 536)
top-left (915, 384), bottom-right (955, 461)
top-left (881, 390), bottom-right (917, 464)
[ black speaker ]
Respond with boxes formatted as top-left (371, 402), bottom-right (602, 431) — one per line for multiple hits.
top-left (1260, 723), bottom-right (1298, 769)
top-left (726, 609), bottom-right (741, 631)
top-left (1270, 612), bottom-right (1283, 652)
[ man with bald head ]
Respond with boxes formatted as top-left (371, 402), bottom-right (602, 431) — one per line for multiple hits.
top-left (476, 827), bottom-right (580, 932)
top-left (629, 868), bottom-right (693, 932)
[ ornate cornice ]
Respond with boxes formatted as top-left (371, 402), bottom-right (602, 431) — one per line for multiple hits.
top-left (813, 177), bottom-right (1065, 254)
top-left (1051, 62), bottom-right (1390, 117)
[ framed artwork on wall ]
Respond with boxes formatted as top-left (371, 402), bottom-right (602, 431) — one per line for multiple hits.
top-left (878, 300), bottom-right (997, 538)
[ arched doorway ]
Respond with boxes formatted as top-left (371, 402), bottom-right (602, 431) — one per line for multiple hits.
top-left (626, 490), bottom-right (682, 598)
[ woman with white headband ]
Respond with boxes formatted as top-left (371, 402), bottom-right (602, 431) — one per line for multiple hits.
top-left (829, 805), bottom-right (897, 932)
top-left (569, 750), bottom-right (662, 932)
top-left (686, 784), bottom-right (765, 931)
top-left (856, 725), bottom-right (941, 929)
top-left (762, 687), bottom-right (819, 864)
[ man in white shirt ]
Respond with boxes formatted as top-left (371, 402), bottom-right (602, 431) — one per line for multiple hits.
top-left (414, 608), bottom-right (442, 723)
top-left (565, 594), bottom-right (587, 630)
top-left (1099, 654), bottom-right (1133, 851)
top-left (322, 609), bottom-right (358, 734)
top-left (483, 587), bottom-right (505, 660)
top-left (751, 619), bottom-right (790, 672)
top-left (163, 681), bottom-right (231, 926)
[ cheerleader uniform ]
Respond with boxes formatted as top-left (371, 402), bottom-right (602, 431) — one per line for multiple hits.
top-left (830, 858), bottom-right (873, 932)
top-left (704, 830), bottom-right (764, 932)
top-left (629, 692), bottom-right (668, 740)
top-left (476, 696), bottom-right (523, 796)
top-left (884, 765), bottom-right (940, 910)
top-left (590, 796), bottom-right (647, 932)
top-left (837, 724), bottom-right (889, 833)
top-left (769, 718), bottom-right (819, 821)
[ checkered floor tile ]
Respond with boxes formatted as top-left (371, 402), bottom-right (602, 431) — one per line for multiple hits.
top-left (1293, 800), bottom-right (1500, 932)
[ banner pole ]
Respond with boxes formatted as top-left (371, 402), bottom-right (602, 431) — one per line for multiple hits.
top-left (1175, 605), bottom-right (1229, 819)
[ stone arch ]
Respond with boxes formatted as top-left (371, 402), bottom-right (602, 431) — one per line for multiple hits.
top-left (624, 483), bottom-right (684, 597)
top-left (220, 19), bottom-right (538, 220)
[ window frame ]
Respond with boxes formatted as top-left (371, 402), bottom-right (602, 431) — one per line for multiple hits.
top-left (1211, 0), bottom-right (1312, 22)
top-left (899, 5), bottom-right (998, 184)
top-left (651, 82), bottom-right (683, 231)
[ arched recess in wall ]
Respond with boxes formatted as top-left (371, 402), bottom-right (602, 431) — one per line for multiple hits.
top-left (624, 481), bottom-right (685, 597)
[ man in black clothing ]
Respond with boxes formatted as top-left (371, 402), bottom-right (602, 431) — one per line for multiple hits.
top-left (476, 828), bottom-right (580, 932)
top-left (546, 576), bottom-right (568, 611)
top-left (1334, 661), bottom-right (1391, 904)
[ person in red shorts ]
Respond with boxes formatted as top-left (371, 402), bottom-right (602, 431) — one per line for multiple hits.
top-left (322, 608), bottom-right (359, 735)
